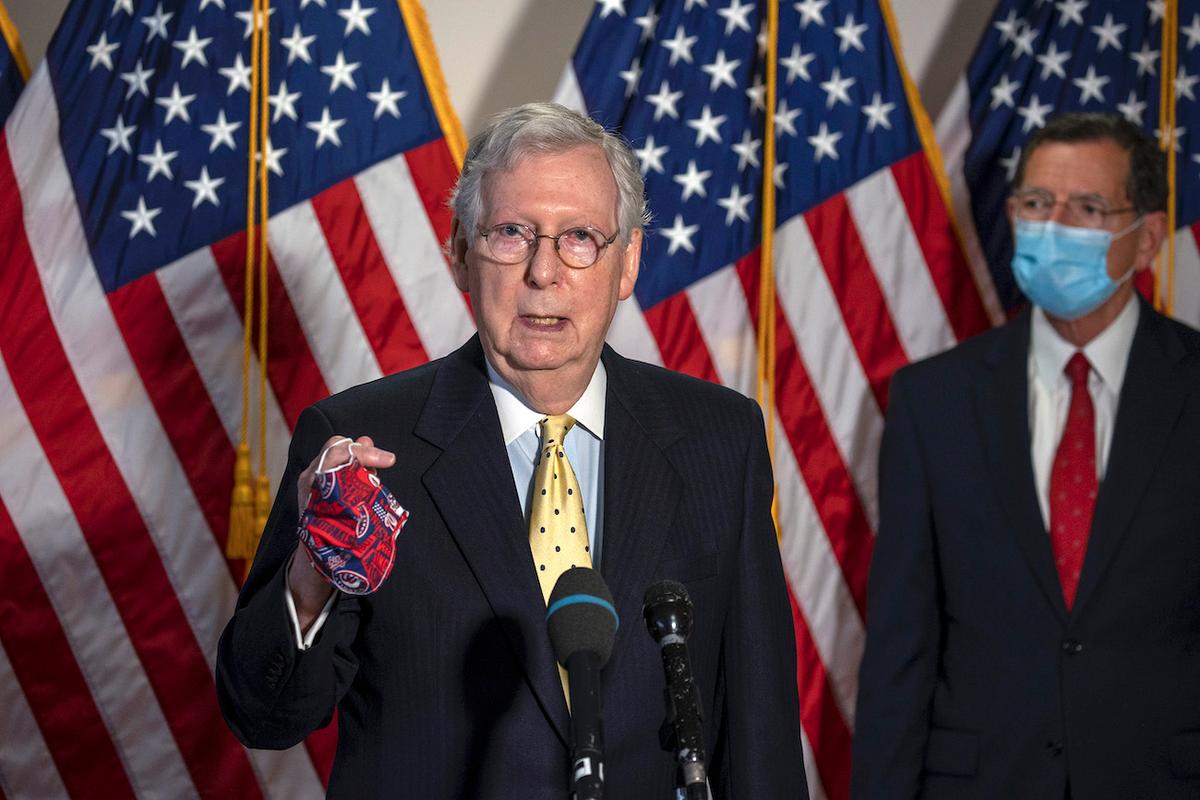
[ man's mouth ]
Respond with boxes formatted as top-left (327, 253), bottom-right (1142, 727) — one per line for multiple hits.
top-left (523, 315), bottom-right (565, 325)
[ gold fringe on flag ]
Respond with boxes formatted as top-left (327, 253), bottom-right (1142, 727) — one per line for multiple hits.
top-left (396, 0), bottom-right (467, 167)
top-left (756, 0), bottom-right (780, 534)
top-left (877, 0), bottom-right (998, 330)
top-left (878, 0), bottom-right (956, 233)
top-left (1157, 0), bottom-right (1179, 316)
top-left (228, 0), bottom-right (272, 576)
top-left (0, 0), bottom-right (31, 81)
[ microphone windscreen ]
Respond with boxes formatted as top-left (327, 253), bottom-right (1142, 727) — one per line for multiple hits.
top-left (643, 579), bottom-right (689, 610)
top-left (546, 567), bottom-right (619, 668)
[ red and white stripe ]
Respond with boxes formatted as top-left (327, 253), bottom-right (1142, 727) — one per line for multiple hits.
top-left (558, 66), bottom-right (990, 800)
top-left (0, 640), bottom-right (71, 800)
top-left (937, 77), bottom-right (1200, 329)
top-left (0, 59), bottom-right (467, 798)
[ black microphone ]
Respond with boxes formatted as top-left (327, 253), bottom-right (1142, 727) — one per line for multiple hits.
top-left (546, 567), bottom-right (619, 800)
top-left (643, 580), bottom-right (708, 800)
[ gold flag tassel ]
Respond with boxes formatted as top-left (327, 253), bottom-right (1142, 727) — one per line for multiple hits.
top-left (1157, 0), bottom-right (1179, 316)
top-left (756, 0), bottom-right (780, 534)
top-left (227, 0), bottom-right (270, 575)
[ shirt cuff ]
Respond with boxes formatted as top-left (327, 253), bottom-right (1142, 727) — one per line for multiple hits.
top-left (285, 551), bottom-right (338, 650)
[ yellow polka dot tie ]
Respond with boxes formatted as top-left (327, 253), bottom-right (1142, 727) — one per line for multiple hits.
top-left (529, 415), bottom-right (592, 707)
top-left (529, 414), bottom-right (592, 605)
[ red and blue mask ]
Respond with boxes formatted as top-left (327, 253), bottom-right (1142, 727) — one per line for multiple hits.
top-left (298, 439), bottom-right (409, 595)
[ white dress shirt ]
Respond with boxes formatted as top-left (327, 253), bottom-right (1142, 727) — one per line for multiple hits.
top-left (1027, 297), bottom-right (1139, 528)
top-left (287, 360), bottom-right (608, 650)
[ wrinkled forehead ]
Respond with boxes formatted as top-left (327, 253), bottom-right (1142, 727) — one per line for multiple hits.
top-left (479, 146), bottom-right (619, 220)
top-left (1021, 138), bottom-right (1132, 201)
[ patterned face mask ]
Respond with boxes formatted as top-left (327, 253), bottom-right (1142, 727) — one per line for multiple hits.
top-left (297, 438), bottom-right (409, 595)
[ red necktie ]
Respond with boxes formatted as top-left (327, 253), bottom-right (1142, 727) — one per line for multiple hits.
top-left (1049, 352), bottom-right (1097, 609)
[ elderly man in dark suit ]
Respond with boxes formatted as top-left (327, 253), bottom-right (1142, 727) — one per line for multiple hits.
top-left (216, 102), bottom-right (806, 799)
top-left (852, 112), bottom-right (1200, 799)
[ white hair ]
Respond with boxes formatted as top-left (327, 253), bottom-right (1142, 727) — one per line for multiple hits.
top-left (449, 102), bottom-right (649, 245)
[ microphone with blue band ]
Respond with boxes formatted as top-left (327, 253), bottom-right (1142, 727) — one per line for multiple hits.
top-left (547, 567), bottom-right (619, 800)
top-left (545, 593), bottom-right (620, 625)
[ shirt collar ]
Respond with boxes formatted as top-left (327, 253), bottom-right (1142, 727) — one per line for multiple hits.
top-left (1030, 294), bottom-right (1139, 392)
top-left (486, 359), bottom-right (608, 445)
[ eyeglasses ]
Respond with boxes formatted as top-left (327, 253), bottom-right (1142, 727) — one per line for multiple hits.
top-left (1010, 188), bottom-right (1136, 230)
top-left (477, 222), bottom-right (619, 269)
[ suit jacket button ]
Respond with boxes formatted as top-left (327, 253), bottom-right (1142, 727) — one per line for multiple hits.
top-left (1046, 740), bottom-right (1063, 756)
top-left (1061, 639), bottom-right (1083, 655)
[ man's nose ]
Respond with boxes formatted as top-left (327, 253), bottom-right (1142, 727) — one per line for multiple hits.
top-left (1048, 199), bottom-right (1071, 225)
top-left (526, 236), bottom-right (562, 287)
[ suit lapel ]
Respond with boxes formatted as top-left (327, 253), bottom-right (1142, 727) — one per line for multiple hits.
top-left (415, 338), bottom-right (570, 745)
top-left (1072, 303), bottom-right (1193, 616)
top-left (976, 311), bottom-right (1069, 621)
top-left (599, 349), bottom-right (683, 669)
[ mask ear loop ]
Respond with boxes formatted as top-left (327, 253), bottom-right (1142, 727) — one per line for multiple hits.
top-left (1110, 215), bottom-right (1147, 284)
top-left (1112, 214), bottom-right (1145, 242)
top-left (316, 437), bottom-right (355, 474)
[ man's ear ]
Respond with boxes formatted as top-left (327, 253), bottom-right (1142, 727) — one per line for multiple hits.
top-left (1134, 210), bottom-right (1168, 271)
top-left (449, 218), bottom-right (470, 292)
top-left (617, 228), bottom-right (641, 301)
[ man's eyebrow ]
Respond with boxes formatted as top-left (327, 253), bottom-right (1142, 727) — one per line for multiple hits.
top-left (1022, 187), bottom-right (1115, 202)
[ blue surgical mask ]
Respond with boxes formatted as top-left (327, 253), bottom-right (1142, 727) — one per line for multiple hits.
top-left (1011, 218), bottom-right (1142, 320)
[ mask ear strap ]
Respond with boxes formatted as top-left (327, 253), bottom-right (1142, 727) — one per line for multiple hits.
top-left (1112, 215), bottom-right (1145, 241)
top-left (316, 437), bottom-right (355, 474)
top-left (1112, 261), bottom-right (1140, 287)
top-left (1110, 216), bottom-right (1149, 285)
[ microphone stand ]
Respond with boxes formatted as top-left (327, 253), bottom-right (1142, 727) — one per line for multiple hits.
top-left (567, 650), bottom-right (605, 800)
top-left (643, 580), bottom-right (710, 800)
top-left (657, 663), bottom-right (709, 800)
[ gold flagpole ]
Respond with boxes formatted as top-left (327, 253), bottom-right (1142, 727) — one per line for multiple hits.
top-left (253, 0), bottom-right (273, 542)
top-left (757, 0), bottom-right (781, 533)
top-left (1158, 0), bottom-right (1178, 315)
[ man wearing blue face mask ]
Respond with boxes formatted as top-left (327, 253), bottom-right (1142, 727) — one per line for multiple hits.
top-left (852, 112), bottom-right (1200, 800)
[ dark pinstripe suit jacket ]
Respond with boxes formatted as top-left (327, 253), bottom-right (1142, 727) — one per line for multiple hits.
top-left (216, 336), bottom-right (807, 799)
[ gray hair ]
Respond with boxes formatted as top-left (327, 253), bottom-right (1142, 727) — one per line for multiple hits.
top-left (449, 102), bottom-right (649, 245)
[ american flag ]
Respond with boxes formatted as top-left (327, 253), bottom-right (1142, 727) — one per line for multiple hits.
top-left (938, 0), bottom-right (1200, 326)
top-left (0, 0), bottom-right (26, 122)
top-left (556, 1), bottom-right (990, 797)
top-left (0, 0), bottom-right (467, 796)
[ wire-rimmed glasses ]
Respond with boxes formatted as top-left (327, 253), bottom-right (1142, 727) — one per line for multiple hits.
top-left (1010, 188), bottom-right (1136, 230)
top-left (477, 222), bottom-right (619, 269)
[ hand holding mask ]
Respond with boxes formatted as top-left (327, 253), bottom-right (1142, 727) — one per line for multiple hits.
top-left (297, 438), bottom-right (409, 595)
